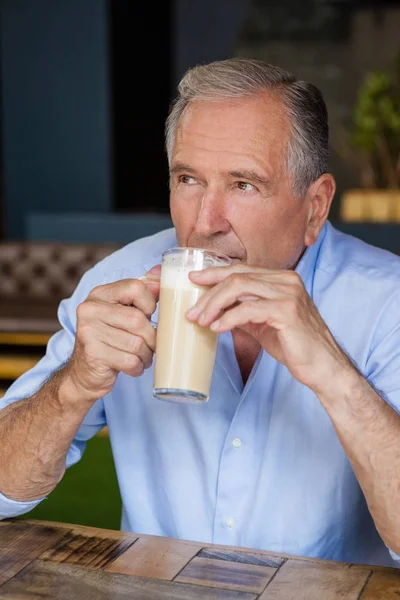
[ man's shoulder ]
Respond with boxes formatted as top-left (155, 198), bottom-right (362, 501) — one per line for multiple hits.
top-left (320, 222), bottom-right (400, 286)
top-left (89, 227), bottom-right (177, 281)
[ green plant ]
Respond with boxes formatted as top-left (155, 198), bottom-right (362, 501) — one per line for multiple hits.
top-left (337, 58), bottom-right (400, 189)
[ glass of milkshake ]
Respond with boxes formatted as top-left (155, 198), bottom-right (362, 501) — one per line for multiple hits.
top-left (153, 247), bottom-right (231, 404)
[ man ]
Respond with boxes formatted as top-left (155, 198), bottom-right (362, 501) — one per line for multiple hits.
top-left (1, 57), bottom-right (400, 567)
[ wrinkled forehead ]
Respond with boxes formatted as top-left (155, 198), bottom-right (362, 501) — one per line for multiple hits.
top-left (173, 93), bottom-right (292, 174)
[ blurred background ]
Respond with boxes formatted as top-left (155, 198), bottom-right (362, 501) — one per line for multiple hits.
top-left (0, 0), bottom-right (399, 529)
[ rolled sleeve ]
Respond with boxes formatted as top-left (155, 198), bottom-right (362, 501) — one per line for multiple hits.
top-left (388, 547), bottom-right (400, 563)
top-left (0, 490), bottom-right (47, 519)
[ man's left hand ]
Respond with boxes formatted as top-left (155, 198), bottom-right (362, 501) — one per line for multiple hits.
top-left (186, 264), bottom-right (353, 393)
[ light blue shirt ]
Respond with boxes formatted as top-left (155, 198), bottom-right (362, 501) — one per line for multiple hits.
top-left (2, 221), bottom-right (400, 567)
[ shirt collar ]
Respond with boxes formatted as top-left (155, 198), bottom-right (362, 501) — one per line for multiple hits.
top-left (295, 222), bottom-right (327, 298)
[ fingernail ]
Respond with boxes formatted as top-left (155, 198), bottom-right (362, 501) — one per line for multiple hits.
top-left (186, 307), bottom-right (199, 319)
top-left (210, 320), bottom-right (221, 331)
top-left (198, 312), bottom-right (206, 325)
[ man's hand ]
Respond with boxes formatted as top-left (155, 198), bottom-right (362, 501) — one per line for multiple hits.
top-left (66, 266), bottom-right (161, 402)
top-left (187, 264), bottom-right (353, 393)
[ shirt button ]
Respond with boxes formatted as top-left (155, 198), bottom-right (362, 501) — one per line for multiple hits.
top-left (232, 438), bottom-right (242, 448)
top-left (226, 517), bottom-right (235, 528)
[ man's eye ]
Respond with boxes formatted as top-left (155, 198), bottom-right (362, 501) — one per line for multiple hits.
top-left (237, 181), bottom-right (255, 192)
top-left (180, 175), bottom-right (197, 185)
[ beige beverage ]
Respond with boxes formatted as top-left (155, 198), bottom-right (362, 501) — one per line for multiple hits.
top-left (153, 248), bottom-right (231, 403)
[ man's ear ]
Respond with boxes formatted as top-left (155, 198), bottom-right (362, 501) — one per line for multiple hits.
top-left (304, 173), bottom-right (336, 247)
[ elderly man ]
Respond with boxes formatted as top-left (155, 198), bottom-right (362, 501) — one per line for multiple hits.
top-left (1, 57), bottom-right (400, 567)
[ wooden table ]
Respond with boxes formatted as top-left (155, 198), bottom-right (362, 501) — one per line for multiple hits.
top-left (0, 519), bottom-right (399, 599)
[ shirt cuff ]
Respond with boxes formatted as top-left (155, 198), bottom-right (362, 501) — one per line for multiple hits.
top-left (0, 489), bottom-right (46, 519)
top-left (388, 547), bottom-right (400, 562)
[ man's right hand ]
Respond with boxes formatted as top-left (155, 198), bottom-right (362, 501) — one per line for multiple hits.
top-left (65, 270), bottom-right (161, 403)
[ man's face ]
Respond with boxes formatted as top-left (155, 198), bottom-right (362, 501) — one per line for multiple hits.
top-left (169, 92), bottom-right (326, 270)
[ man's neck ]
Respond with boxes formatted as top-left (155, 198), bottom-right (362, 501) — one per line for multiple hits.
top-left (232, 329), bottom-right (262, 386)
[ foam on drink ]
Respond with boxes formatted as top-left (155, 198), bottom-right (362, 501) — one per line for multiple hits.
top-left (159, 264), bottom-right (197, 291)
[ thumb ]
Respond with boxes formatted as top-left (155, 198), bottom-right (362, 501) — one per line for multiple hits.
top-left (139, 264), bottom-right (161, 301)
top-left (145, 264), bottom-right (161, 279)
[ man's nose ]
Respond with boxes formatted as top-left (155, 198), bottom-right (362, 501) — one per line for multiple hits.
top-left (193, 190), bottom-right (231, 237)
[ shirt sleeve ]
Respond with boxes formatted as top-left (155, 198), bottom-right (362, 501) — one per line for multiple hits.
top-left (388, 548), bottom-right (400, 562)
top-left (0, 265), bottom-right (107, 519)
top-left (364, 290), bottom-right (400, 563)
top-left (365, 290), bottom-right (400, 413)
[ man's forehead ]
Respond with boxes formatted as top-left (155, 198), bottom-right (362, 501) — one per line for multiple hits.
top-left (181, 92), bottom-right (288, 125)
top-left (175, 93), bottom-right (290, 150)
top-left (173, 94), bottom-right (290, 173)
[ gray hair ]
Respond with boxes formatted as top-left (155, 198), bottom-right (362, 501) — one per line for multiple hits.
top-left (165, 57), bottom-right (329, 197)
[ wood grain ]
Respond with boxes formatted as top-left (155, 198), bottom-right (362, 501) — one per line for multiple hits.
top-left (39, 530), bottom-right (138, 569)
top-left (2, 520), bottom-right (400, 599)
top-left (23, 520), bottom-right (351, 569)
top-left (0, 560), bottom-right (259, 599)
top-left (198, 547), bottom-right (284, 568)
top-left (0, 521), bottom-right (32, 551)
top-left (348, 562), bottom-right (400, 574)
top-left (26, 519), bottom-right (136, 541)
top-left (258, 559), bottom-right (371, 600)
top-left (176, 556), bottom-right (276, 593)
top-left (23, 520), bottom-right (331, 565)
top-left (360, 569), bottom-right (400, 599)
top-left (106, 535), bottom-right (200, 580)
top-left (0, 522), bottom-right (66, 586)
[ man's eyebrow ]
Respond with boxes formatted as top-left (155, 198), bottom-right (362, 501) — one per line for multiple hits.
top-left (229, 169), bottom-right (272, 187)
top-left (169, 164), bottom-right (273, 188)
top-left (169, 162), bottom-right (198, 176)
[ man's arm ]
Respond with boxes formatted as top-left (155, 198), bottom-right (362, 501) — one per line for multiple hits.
top-left (314, 363), bottom-right (400, 555)
top-left (0, 365), bottom-right (98, 501)
top-left (0, 275), bottom-right (159, 509)
top-left (187, 264), bottom-right (400, 555)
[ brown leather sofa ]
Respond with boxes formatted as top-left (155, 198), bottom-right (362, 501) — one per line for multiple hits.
top-left (0, 241), bottom-right (120, 334)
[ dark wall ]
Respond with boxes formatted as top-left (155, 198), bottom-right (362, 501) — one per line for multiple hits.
top-left (109, 0), bottom-right (172, 214)
top-left (0, 0), bottom-right (252, 240)
top-left (111, 0), bottom-right (251, 214)
top-left (173, 0), bottom-right (250, 87)
top-left (0, 0), bottom-right (112, 239)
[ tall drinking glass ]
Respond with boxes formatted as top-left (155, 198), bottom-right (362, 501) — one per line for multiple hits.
top-left (153, 247), bottom-right (231, 403)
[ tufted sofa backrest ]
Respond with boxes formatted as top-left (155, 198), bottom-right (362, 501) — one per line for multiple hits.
top-left (0, 242), bottom-right (121, 300)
